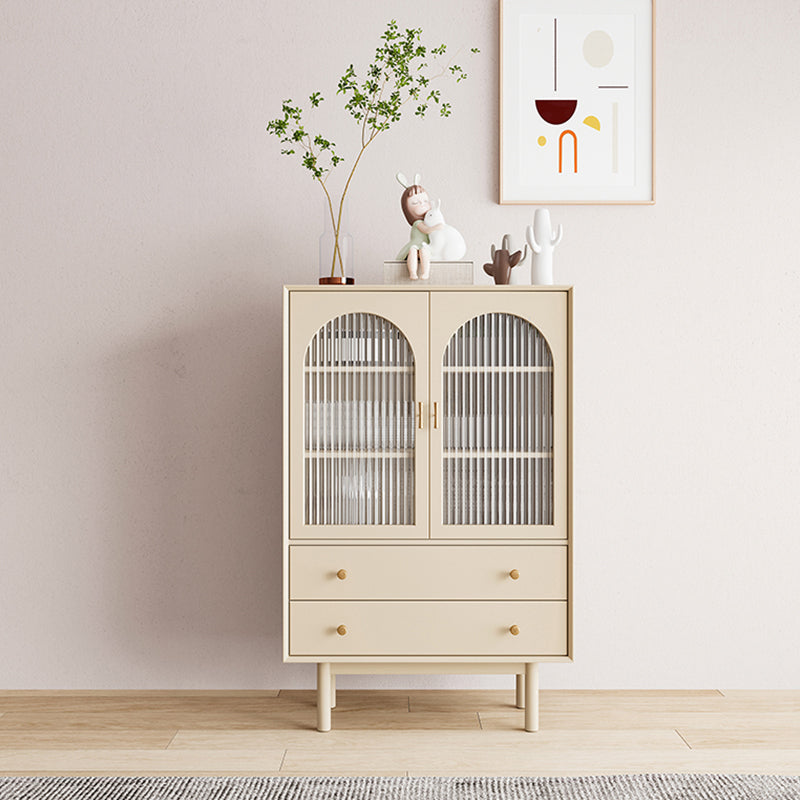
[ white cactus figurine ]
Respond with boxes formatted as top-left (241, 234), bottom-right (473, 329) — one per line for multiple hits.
top-left (526, 208), bottom-right (563, 285)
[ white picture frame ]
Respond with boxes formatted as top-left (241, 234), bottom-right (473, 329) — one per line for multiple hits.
top-left (500, 0), bottom-right (654, 204)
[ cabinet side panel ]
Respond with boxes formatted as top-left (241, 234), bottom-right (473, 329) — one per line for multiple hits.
top-left (567, 286), bottom-right (573, 659)
top-left (283, 287), bottom-right (291, 660)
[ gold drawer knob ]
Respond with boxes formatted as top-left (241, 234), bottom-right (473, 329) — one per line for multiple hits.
top-left (337, 625), bottom-right (347, 636)
top-left (336, 569), bottom-right (347, 580)
top-left (509, 569), bottom-right (520, 580)
top-left (509, 625), bottom-right (520, 636)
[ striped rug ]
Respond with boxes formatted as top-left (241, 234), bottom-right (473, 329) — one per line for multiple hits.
top-left (1, 775), bottom-right (799, 800)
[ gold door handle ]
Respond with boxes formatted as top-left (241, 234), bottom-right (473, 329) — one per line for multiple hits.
top-left (509, 569), bottom-right (520, 580)
top-left (433, 401), bottom-right (439, 429)
top-left (417, 401), bottom-right (424, 429)
top-left (509, 625), bottom-right (520, 636)
top-left (336, 569), bottom-right (347, 580)
top-left (337, 625), bottom-right (347, 636)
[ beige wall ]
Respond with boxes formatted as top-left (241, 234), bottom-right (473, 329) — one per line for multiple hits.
top-left (2, 0), bottom-right (799, 689)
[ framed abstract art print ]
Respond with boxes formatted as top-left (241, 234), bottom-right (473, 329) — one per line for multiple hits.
top-left (500, 0), bottom-right (654, 204)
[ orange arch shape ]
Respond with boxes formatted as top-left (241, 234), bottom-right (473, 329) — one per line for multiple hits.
top-left (559, 130), bottom-right (578, 174)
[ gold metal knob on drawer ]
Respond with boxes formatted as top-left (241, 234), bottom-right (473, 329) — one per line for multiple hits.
top-left (336, 569), bottom-right (347, 580)
top-left (337, 625), bottom-right (347, 636)
top-left (509, 625), bottom-right (520, 636)
top-left (509, 569), bottom-right (520, 580)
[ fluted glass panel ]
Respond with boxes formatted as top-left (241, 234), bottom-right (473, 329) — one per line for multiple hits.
top-left (442, 313), bottom-right (553, 525)
top-left (304, 313), bottom-right (415, 525)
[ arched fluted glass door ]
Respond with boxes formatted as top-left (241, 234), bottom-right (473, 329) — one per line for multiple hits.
top-left (441, 312), bottom-right (553, 526)
top-left (304, 313), bottom-right (416, 526)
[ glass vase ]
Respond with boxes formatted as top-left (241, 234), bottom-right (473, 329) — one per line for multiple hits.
top-left (319, 199), bottom-right (354, 285)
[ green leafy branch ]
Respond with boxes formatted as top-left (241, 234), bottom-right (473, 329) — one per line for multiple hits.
top-left (266, 20), bottom-right (478, 278)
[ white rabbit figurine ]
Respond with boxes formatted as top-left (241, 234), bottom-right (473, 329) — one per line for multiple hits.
top-left (423, 200), bottom-right (467, 262)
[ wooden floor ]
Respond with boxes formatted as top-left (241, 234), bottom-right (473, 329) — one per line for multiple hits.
top-left (1, 690), bottom-right (799, 776)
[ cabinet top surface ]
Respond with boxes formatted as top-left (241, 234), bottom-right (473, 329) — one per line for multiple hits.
top-left (284, 285), bottom-right (573, 292)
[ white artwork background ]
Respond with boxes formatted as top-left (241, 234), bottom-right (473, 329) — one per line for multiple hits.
top-left (517, 13), bottom-right (636, 189)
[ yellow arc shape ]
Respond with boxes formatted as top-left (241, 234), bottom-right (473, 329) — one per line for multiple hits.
top-left (583, 115), bottom-right (601, 131)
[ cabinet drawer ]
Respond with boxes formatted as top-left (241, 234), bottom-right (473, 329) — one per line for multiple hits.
top-left (289, 600), bottom-right (567, 657)
top-left (289, 545), bottom-right (566, 600)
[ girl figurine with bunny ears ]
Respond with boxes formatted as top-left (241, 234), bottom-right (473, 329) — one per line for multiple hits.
top-left (396, 172), bottom-right (467, 279)
top-left (395, 172), bottom-right (437, 280)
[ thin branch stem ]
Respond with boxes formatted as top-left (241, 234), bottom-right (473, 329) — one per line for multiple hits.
top-left (318, 177), bottom-right (345, 277)
top-left (332, 133), bottom-right (378, 274)
top-left (367, 77), bottom-right (389, 143)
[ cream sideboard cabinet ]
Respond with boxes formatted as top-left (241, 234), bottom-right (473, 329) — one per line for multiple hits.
top-left (283, 286), bottom-right (572, 731)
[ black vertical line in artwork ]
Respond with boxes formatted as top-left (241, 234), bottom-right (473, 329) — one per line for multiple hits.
top-left (554, 18), bottom-right (558, 92)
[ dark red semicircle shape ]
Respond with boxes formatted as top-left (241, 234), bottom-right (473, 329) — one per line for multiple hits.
top-left (535, 99), bottom-right (577, 125)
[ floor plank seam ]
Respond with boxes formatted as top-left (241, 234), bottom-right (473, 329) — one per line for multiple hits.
top-left (675, 729), bottom-right (692, 749)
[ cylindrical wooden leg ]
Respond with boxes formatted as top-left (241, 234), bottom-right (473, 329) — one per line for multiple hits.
top-left (317, 663), bottom-right (331, 732)
top-left (516, 674), bottom-right (525, 709)
top-left (524, 662), bottom-right (539, 732)
top-left (331, 672), bottom-right (337, 709)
